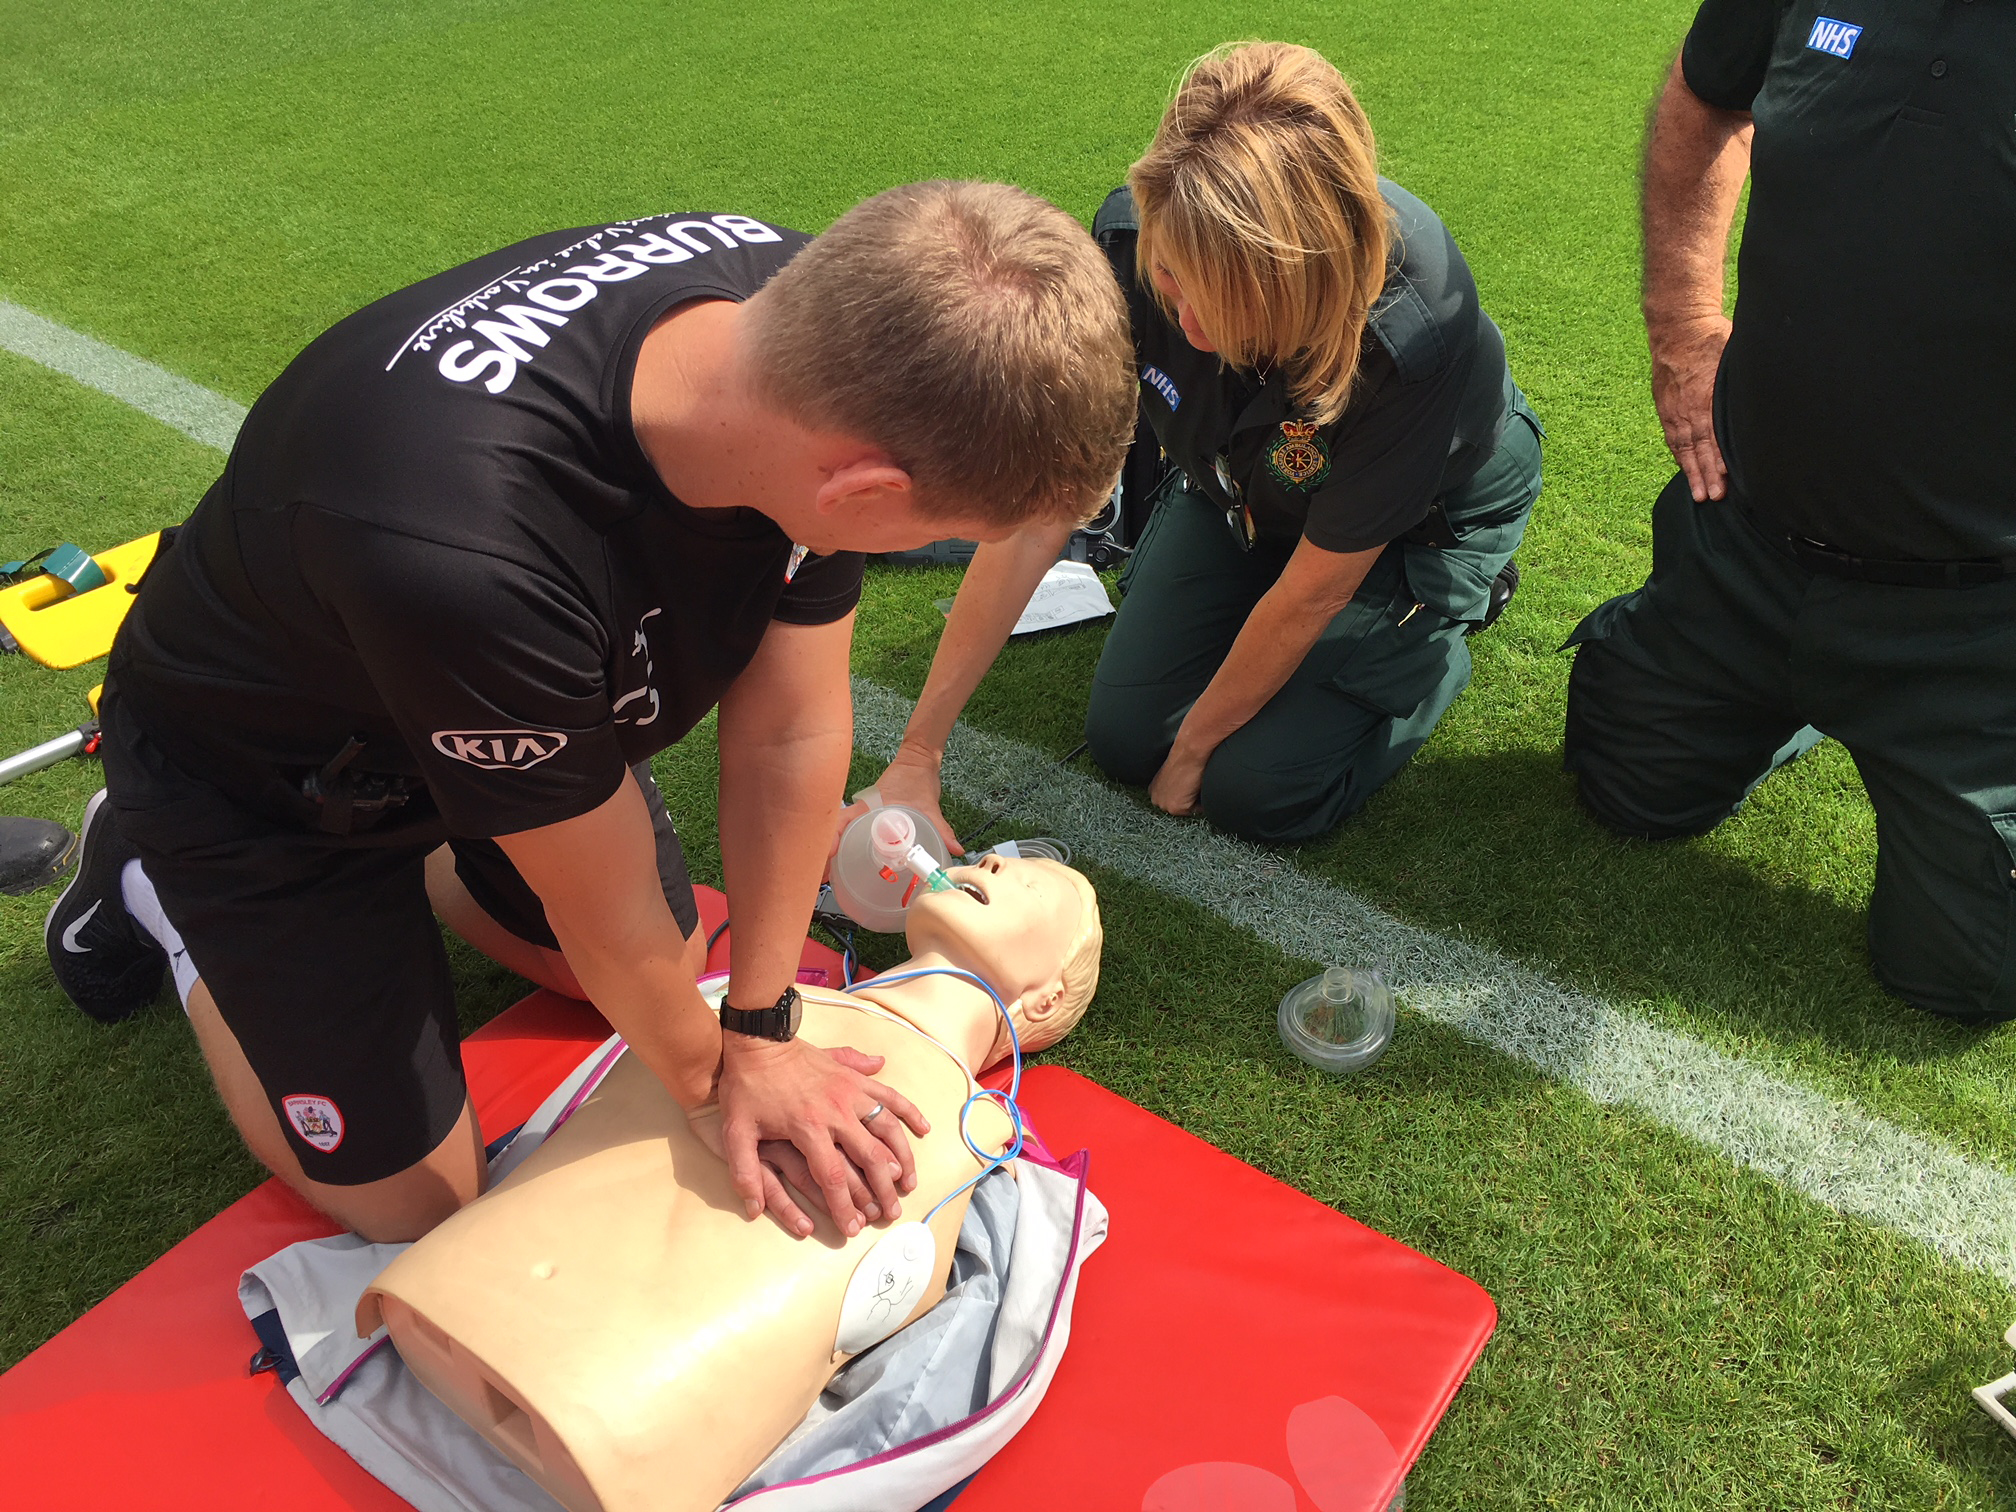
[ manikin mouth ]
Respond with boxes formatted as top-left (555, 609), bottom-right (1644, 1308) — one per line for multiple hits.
top-left (956, 880), bottom-right (989, 904)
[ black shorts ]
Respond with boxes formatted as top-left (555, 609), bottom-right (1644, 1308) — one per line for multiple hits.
top-left (101, 698), bottom-right (697, 1186)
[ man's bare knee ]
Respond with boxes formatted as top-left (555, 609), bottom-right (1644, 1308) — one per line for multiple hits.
top-left (425, 845), bottom-right (586, 996)
top-left (307, 1104), bottom-right (487, 1242)
top-left (185, 980), bottom-right (484, 1241)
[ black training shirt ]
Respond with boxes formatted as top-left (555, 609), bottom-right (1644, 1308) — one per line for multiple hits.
top-left (112, 212), bottom-right (863, 841)
top-left (1684, 0), bottom-right (2016, 559)
top-left (1106, 180), bottom-right (1510, 554)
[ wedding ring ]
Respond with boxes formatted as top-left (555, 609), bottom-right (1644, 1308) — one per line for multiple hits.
top-left (862, 1103), bottom-right (885, 1123)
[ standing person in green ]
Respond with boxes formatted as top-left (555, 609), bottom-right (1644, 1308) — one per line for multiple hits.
top-left (857, 42), bottom-right (1543, 849)
top-left (1563, 3), bottom-right (2016, 1021)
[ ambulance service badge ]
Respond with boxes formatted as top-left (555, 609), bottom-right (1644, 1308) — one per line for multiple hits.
top-left (1266, 419), bottom-right (1331, 490)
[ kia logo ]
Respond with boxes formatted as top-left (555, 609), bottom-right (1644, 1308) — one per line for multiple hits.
top-left (430, 729), bottom-right (569, 770)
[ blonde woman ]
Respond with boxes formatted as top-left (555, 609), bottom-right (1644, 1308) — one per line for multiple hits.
top-left (863, 42), bottom-right (1541, 847)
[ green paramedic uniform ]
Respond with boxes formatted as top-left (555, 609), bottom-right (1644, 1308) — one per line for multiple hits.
top-left (1563, 0), bottom-right (2016, 1021)
top-left (1085, 182), bottom-right (1543, 844)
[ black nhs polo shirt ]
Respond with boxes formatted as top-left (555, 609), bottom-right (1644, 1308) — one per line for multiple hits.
top-left (1684, 0), bottom-right (2016, 561)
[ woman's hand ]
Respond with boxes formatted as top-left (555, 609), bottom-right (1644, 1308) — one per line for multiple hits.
top-left (1149, 739), bottom-right (1212, 815)
top-left (837, 745), bottom-right (962, 857)
top-left (1142, 538), bottom-right (1383, 823)
top-left (836, 524), bottom-right (1071, 861)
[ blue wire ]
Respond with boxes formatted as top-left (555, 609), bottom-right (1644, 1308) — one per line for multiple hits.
top-left (852, 965), bottom-right (1025, 1225)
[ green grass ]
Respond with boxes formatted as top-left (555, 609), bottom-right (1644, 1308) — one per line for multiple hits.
top-left (2, 0), bottom-right (2013, 1505)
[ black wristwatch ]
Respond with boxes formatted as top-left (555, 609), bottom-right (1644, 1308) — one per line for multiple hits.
top-left (719, 984), bottom-right (802, 1042)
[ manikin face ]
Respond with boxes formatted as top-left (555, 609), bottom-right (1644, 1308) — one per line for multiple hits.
top-left (902, 854), bottom-right (1083, 1009)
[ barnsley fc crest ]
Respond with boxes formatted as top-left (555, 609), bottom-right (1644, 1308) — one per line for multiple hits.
top-left (282, 1094), bottom-right (346, 1153)
top-left (1266, 420), bottom-right (1331, 490)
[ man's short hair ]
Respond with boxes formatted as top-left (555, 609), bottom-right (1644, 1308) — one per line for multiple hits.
top-left (745, 181), bottom-right (1137, 529)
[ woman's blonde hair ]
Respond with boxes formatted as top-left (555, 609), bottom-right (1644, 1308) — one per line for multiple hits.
top-left (1129, 42), bottom-right (1391, 427)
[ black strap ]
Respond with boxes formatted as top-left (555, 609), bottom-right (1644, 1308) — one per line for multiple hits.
top-left (125, 523), bottom-right (181, 598)
top-left (1403, 500), bottom-right (1462, 550)
top-left (1092, 184), bottom-right (1138, 243)
top-left (299, 736), bottom-right (415, 835)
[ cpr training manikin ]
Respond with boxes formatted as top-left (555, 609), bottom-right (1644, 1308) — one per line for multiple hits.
top-left (358, 853), bottom-right (1103, 1512)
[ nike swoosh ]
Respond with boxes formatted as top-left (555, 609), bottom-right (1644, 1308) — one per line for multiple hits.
top-left (61, 898), bottom-right (102, 954)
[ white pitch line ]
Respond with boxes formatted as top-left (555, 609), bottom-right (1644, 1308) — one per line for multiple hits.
top-left (853, 677), bottom-right (2016, 1288)
top-left (0, 300), bottom-right (247, 453)
top-left (5, 295), bottom-right (2010, 1287)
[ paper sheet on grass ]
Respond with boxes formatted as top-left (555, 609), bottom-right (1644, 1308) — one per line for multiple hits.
top-left (939, 560), bottom-right (1113, 636)
top-left (1012, 560), bottom-right (1112, 635)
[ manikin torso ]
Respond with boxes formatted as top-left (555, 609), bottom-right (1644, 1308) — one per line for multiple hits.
top-left (359, 968), bottom-right (1015, 1512)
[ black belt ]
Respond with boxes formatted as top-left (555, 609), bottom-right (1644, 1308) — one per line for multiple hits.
top-left (1776, 531), bottom-right (2016, 589)
top-left (299, 736), bottom-right (418, 835)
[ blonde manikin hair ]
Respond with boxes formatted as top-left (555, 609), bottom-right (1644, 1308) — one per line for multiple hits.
top-left (1129, 42), bottom-right (1393, 428)
top-left (988, 859), bottom-right (1103, 1066)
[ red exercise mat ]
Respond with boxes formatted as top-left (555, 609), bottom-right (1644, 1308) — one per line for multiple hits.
top-left (963, 1068), bottom-right (1495, 1511)
top-left (0, 987), bottom-right (616, 1512)
top-left (0, 890), bottom-right (1493, 1511)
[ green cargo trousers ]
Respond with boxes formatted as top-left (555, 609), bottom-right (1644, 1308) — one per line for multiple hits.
top-left (1563, 473), bottom-right (2016, 1023)
top-left (1085, 404), bottom-right (1541, 844)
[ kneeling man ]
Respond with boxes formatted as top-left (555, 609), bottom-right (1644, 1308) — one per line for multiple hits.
top-left (45, 185), bottom-right (1135, 1241)
top-left (1564, 3), bottom-right (2016, 1023)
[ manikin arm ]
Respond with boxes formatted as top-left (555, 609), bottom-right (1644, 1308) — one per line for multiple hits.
top-left (1643, 55), bottom-right (1753, 503)
top-left (858, 522), bottom-right (1073, 849)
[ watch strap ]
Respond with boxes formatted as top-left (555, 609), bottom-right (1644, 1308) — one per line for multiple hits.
top-left (720, 984), bottom-right (801, 1041)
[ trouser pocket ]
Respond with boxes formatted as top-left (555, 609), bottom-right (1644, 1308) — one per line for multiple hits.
top-left (1115, 469), bottom-right (1189, 597)
top-left (1402, 395), bottom-right (1542, 623)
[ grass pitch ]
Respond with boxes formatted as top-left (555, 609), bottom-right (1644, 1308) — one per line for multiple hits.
top-left (2, 0), bottom-right (2013, 1505)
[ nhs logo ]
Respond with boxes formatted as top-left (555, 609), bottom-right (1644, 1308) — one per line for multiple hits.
top-left (1806, 16), bottom-right (1863, 59)
top-left (1142, 364), bottom-right (1181, 411)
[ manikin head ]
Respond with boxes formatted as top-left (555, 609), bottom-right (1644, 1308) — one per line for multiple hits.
top-left (738, 180), bottom-right (1137, 552)
top-left (902, 855), bottom-right (1102, 1064)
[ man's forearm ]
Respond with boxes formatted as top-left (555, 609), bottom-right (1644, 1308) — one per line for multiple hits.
top-left (899, 524), bottom-right (1071, 762)
top-left (716, 617), bottom-right (855, 1013)
top-left (500, 774), bottom-right (723, 1107)
top-left (716, 727), bottom-right (849, 1005)
top-left (1642, 56), bottom-right (1753, 340)
top-left (554, 921), bottom-right (722, 1105)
